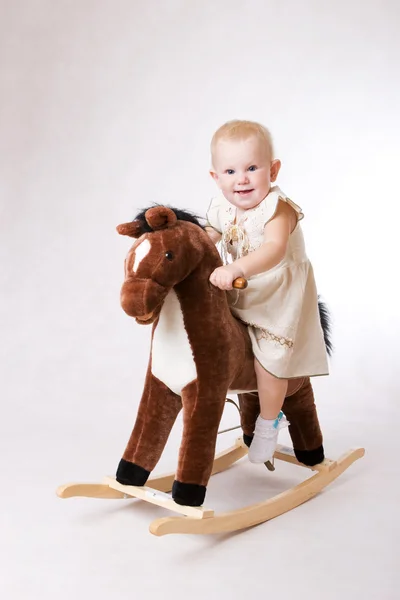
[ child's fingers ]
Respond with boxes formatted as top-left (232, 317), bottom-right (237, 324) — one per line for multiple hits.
top-left (209, 270), bottom-right (221, 288)
top-left (220, 274), bottom-right (233, 290)
top-left (209, 268), bottom-right (234, 290)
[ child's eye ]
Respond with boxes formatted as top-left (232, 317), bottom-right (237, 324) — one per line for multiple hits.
top-left (248, 165), bottom-right (257, 171)
top-left (225, 169), bottom-right (235, 175)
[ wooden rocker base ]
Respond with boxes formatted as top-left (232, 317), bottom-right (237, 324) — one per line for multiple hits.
top-left (57, 440), bottom-right (365, 536)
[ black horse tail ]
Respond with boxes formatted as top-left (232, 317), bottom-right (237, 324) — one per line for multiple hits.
top-left (318, 299), bottom-right (333, 357)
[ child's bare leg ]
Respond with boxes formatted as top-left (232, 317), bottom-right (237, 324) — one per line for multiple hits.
top-left (255, 359), bottom-right (288, 418)
top-left (248, 359), bottom-right (289, 463)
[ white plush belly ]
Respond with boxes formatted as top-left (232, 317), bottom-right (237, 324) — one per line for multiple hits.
top-left (151, 290), bottom-right (197, 396)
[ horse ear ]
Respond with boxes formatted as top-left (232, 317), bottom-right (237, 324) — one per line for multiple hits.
top-left (145, 206), bottom-right (177, 230)
top-left (116, 221), bottom-right (143, 238)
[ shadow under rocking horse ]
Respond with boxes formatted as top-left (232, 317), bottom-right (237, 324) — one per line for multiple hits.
top-left (115, 205), bottom-right (332, 507)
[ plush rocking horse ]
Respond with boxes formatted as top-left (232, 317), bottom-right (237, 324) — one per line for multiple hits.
top-left (57, 206), bottom-right (364, 536)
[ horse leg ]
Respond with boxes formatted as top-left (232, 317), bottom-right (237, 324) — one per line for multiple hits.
top-left (116, 370), bottom-right (182, 486)
top-left (238, 392), bottom-right (260, 447)
top-left (172, 380), bottom-right (226, 506)
top-left (282, 377), bottom-right (325, 466)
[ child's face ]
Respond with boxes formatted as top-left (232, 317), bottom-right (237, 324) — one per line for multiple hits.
top-left (211, 136), bottom-right (280, 211)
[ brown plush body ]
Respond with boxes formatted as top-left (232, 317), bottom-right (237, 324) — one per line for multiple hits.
top-left (116, 206), bottom-right (328, 506)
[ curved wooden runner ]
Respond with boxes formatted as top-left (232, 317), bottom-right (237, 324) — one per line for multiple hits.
top-left (149, 447), bottom-right (365, 536)
top-left (56, 441), bottom-right (364, 536)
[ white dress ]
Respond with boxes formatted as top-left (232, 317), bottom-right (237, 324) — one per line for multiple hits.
top-left (206, 186), bottom-right (329, 379)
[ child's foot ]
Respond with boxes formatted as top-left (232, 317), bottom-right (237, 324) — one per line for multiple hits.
top-left (248, 412), bottom-right (289, 464)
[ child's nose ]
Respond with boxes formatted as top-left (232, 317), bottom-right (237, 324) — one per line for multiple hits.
top-left (237, 173), bottom-right (250, 185)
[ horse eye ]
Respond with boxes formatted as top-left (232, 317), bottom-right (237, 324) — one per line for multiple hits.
top-left (165, 251), bottom-right (174, 261)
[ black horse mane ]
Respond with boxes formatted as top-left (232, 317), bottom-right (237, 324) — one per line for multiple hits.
top-left (134, 204), bottom-right (205, 233)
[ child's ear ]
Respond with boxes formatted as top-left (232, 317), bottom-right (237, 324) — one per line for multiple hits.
top-left (270, 159), bottom-right (281, 182)
top-left (210, 170), bottom-right (219, 183)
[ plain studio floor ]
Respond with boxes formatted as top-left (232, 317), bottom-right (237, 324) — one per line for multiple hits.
top-left (1, 373), bottom-right (399, 600)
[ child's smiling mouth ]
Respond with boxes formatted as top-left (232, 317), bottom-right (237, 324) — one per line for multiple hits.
top-left (235, 189), bottom-right (254, 196)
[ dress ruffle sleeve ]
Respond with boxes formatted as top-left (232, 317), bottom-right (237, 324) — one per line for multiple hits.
top-left (260, 189), bottom-right (304, 228)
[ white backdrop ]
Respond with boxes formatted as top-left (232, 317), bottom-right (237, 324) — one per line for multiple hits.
top-left (1, 1), bottom-right (399, 599)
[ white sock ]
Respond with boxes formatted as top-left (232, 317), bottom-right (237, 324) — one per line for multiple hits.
top-left (248, 412), bottom-right (289, 464)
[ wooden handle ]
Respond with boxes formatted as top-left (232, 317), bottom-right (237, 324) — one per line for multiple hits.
top-left (232, 277), bottom-right (248, 290)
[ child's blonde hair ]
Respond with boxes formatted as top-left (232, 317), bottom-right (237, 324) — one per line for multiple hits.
top-left (211, 120), bottom-right (274, 164)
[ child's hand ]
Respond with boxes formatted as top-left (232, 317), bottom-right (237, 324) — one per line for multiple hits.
top-left (209, 264), bottom-right (245, 290)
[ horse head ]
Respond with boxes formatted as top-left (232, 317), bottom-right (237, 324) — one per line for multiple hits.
top-left (117, 205), bottom-right (219, 324)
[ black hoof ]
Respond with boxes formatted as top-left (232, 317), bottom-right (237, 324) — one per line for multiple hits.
top-left (294, 445), bottom-right (325, 466)
top-left (243, 433), bottom-right (253, 448)
top-left (116, 459), bottom-right (150, 486)
top-left (172, 480), bottom-right (206, 506)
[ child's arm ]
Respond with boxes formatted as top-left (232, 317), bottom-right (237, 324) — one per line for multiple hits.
top-left (205, 226), bottom-right (222, 244)
top-left (209, 201), bottom-right (296, 290)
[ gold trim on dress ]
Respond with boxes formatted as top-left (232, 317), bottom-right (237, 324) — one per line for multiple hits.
top-left (245, 321), bottom-right (294, 349)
